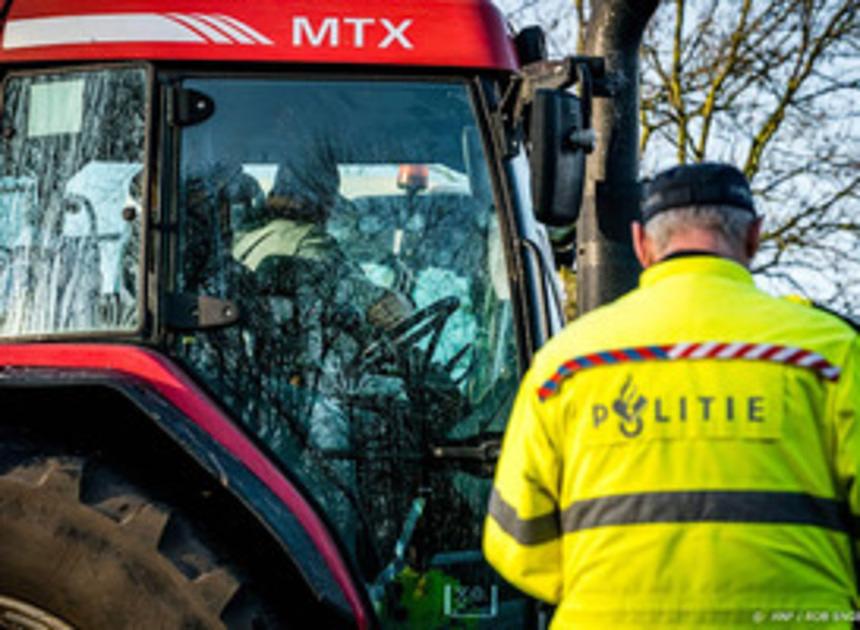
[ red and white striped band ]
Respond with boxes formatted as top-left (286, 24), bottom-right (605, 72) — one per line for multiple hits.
top-left (538, 341), bottom-right (841, 401)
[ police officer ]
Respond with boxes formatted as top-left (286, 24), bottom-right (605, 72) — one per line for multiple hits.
top-left (483, 162), bottom-right (860, 628)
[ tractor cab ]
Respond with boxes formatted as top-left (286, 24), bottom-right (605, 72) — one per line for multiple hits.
top-left (0, 2), bottom-right (595, 627)
top-left (171, 75), bottom-right (526, 624)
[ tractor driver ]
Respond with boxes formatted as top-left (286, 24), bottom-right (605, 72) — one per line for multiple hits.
top-left (232, 153), bottom-right (412, 339)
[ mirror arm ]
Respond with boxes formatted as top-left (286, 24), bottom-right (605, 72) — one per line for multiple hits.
top-left (513, 56), bottom-right (609, 131)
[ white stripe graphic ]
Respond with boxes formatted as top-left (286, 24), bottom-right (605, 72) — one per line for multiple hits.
top-left (690, 341), bottom-right (719, 359)
top-left (167, 13), bottom-right (232, 44)
top-left (772, 346), bottom-right (800, 362)
top-left (822, 366), bottom-right (841, 381)
top-left (745, 344), bottom-right (773, 359)
top-left (668, 342), bottom-right (694, 359)
top-left (717, 342), bottom-right (747, 358)
top-left (4, 14), bottom-right (206, 49)
top-left (797, 352), bottom-right (826, 367)
top-left (214, 14), bottom-right (274, 45)
top-left (193, 14), bottom-right (255, 44)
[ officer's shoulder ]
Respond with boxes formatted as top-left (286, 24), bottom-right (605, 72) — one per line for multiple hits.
top-left (781, 294), bottom-right (860, 333)
top-left (531, 297), bottom-right (627, 368)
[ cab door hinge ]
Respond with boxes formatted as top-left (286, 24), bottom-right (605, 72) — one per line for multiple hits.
top-left (164, 293), bottom-right (240, 330)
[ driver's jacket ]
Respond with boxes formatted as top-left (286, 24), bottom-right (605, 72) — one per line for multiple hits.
top-left (232, 219), bottom-right (408, 329)
top-left (484, 256), bottom-right (860, 628)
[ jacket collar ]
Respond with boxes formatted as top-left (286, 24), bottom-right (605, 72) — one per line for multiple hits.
top-left (639, 254), bottom-right (754, 289)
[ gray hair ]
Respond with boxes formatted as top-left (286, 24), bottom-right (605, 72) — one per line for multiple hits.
top-left (644, 204), bottom-right (757, 255)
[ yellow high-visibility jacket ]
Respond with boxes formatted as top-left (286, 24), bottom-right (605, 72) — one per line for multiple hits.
top-left (484, 255), bottom-right (860, 629)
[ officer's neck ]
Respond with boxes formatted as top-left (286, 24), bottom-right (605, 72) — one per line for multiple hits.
top-left (651, 230), bottom-right (748, 269)
top-left (658, 249), bottom-right (726, 263)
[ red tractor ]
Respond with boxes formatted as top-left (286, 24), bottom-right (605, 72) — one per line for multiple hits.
top-left (0, 0), bottom-right (649, 627)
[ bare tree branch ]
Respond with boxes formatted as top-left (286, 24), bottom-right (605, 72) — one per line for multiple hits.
top-left (498, 0), bottom-right (860, 312)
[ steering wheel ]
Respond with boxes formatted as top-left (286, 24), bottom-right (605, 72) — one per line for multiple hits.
top-left (359, 295), bottom-right (461, 378)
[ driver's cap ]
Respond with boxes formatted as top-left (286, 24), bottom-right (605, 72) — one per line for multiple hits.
top-left (641, 162), bottom-right (755, 223)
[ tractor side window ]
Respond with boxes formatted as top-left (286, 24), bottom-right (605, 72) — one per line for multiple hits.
top-left (0, 67), bottom-right (147, 337)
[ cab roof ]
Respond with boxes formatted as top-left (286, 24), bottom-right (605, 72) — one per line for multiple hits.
top-left (0, 0), bottom-right (519, 71)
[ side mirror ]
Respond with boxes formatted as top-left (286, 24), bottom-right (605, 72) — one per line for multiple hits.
top-left (528, 89), bottom-right (591, 229)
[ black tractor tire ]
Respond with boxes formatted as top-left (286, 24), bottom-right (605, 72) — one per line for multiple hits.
top-left (0, 435), bottom-right (285, 629)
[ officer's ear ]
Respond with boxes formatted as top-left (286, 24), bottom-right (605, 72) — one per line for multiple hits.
top-left (631, 221), bottom-right (655, 269)
top-left (744, 216), bottom-right (763, 263)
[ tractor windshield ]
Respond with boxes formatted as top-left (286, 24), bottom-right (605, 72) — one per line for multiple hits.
top-left (173, 78), bottom-right (527, 625)
top-left (0, 66), bottom-right (147, 337)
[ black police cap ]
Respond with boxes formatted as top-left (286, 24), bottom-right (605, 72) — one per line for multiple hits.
top-left (641, 162), bottom-right (755, 223)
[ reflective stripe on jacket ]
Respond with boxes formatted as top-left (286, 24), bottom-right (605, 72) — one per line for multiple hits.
top-left (483, 256), bottom-right (860, 628)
